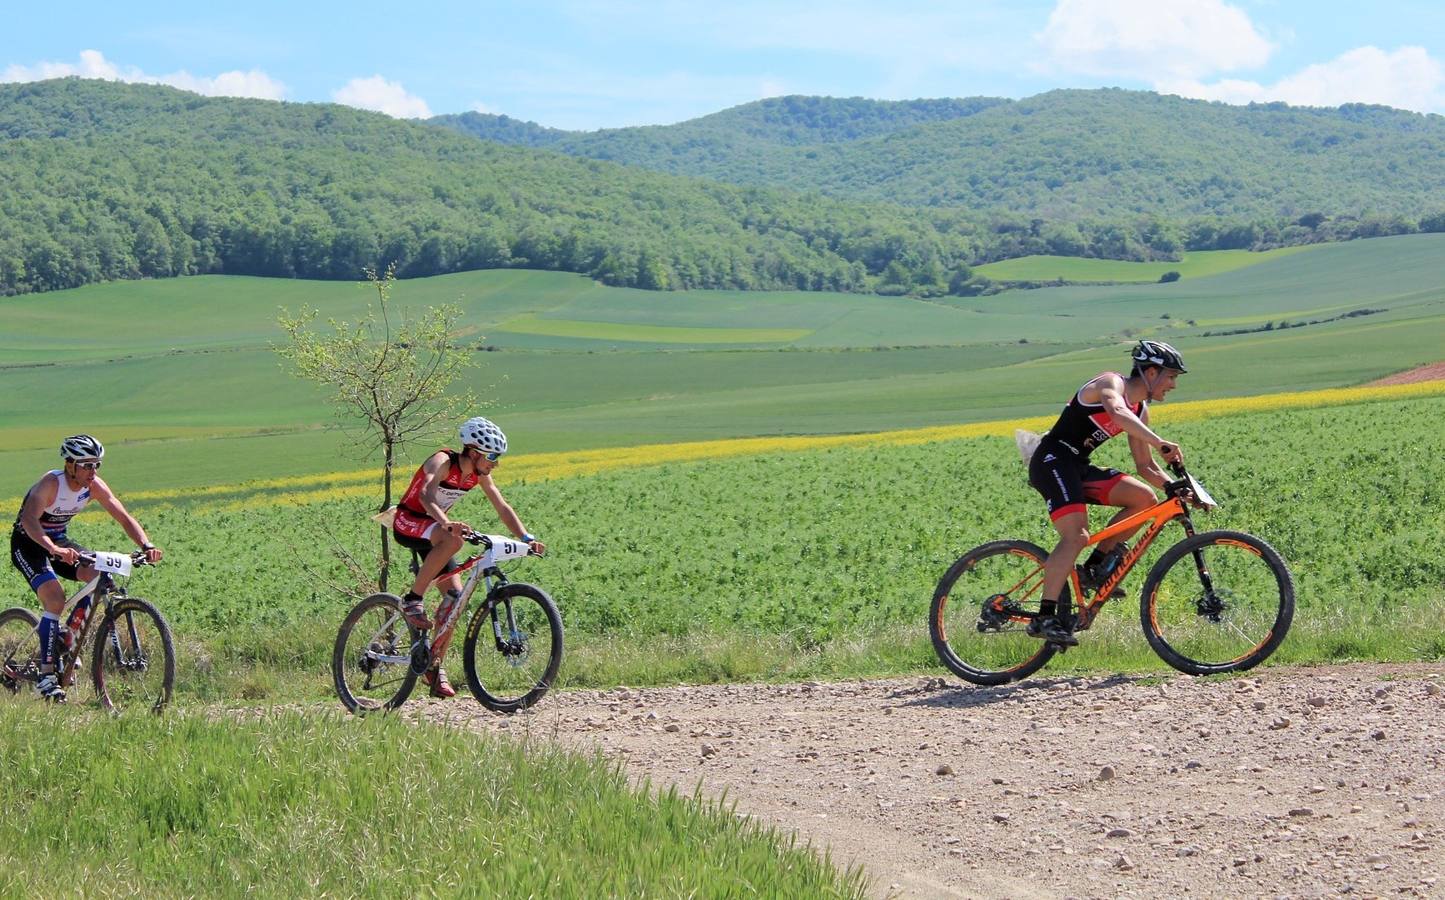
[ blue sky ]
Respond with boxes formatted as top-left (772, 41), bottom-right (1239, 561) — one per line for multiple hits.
top-left (6, 1), bottom-right (1443, 129)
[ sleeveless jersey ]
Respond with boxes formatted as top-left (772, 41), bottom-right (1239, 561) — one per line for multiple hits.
top-left (1043, 374), bottom-right (1146, 460)
top-left (14, 470), bottom-right (92, 537)
top-left (398, 450), bottom-right (479, 518)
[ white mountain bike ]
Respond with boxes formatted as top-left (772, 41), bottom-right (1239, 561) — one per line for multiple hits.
top-left (332, 531), bottom-right (563, 714)
top-left (1, 550), bottom-right (175, 712)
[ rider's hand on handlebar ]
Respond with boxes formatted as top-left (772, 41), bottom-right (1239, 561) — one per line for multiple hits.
top-left (141, 545), bottom-right (163, 564)
top-left (443, 521), bottom-right (470, 539)
top-left (527, 538), bottom-right (547, 557)
top-left (53, 545), bottom-right (80, 567)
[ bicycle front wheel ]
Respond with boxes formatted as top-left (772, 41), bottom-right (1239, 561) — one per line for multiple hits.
top-left (463, 583), bottom-right (563, 713)
top-left (1140, 530), bottom-right (1294, 676)
top-left (91, 597), bottom-right (176, 713)
top-left (333, 593), bottom-right (421, 713)
top-left (929, 540), bottom-right (1061, 686)
top-left (0, 607), bottom-right (41, 697)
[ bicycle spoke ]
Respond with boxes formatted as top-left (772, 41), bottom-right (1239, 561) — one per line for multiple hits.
top-left (929, 541), bottom-right (1058, 685)
top-left (92, 599), bottom-right (175, 713)
top-left (1142, 531), bottom-right (1293, 675)
top-left (463, 584), bottom-right (563, 712)
top-left (334, 594), bottom-right (421, 712)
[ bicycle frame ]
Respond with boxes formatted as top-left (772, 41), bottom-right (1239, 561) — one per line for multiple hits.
top-left (986, 492), bottom-right (1196, 633)
top-left (1070, 495), bottom-right (1194, 630)
top-left (424, 550), bottom-right (508, 662)
top-left (4, 568), bottom-right (129, 689)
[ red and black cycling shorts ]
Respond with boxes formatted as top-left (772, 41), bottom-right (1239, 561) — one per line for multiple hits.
top-left (1027, 440), bottom-right (1126, 521)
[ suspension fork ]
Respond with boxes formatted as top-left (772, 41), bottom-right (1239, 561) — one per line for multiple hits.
top-left (1180, 512), bottom-right (1219, 594)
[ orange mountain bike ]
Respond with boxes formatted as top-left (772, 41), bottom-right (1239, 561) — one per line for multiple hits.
top-left (929, 461), bottom-right (1294, 685)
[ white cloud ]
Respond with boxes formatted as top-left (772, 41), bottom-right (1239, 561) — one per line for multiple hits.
top-left (1160, 46), bottom-right (1445, 113)
top-left (1037, 0), bottom-right (1273, 80)
top-left (332, 76), bottom-right (432, 119)
top-left (0, 49), bottom-right (286, 99)
top-left (758, 79), bottom-right (787, 99)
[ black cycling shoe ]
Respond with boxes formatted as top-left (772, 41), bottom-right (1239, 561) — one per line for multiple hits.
top-left (1077, 564), bottom-right (1125, 599)
top-left (1026, 616), bottom-right (1079, 647)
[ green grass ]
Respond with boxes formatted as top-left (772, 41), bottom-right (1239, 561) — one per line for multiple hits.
top-left (0, 706), bottom-right (866, 898)
top-left (973, 244), bottom-right (1319, 282)
top-left (24, 392), bottom-right (1443, 706)
top-left (497, 314), bottom-right (812, 343)
top-left (1, 234), bottom-right (1442, 498)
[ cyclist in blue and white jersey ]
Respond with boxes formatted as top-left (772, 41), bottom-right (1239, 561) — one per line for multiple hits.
top-left (9, 435), bottom-right (163, 702)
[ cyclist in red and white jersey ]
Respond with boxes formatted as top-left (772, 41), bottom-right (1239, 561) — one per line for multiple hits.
top-left (391, 416), bottom-right (545, 698)
top-left (9, 435), bottom-right (163, 702)
top-left (1025, 341), bottom-right (1187, 645)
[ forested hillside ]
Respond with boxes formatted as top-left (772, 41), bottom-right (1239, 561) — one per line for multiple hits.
top-left (0, 80), bottom-right (1004, 296)
top-left (8, 80), bottom-right (1445, 299)
top-left (435, 90), bottom-right (1445, 225)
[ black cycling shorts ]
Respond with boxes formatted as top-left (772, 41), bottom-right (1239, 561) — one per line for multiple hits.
top-left (1027, 441), bottom-right (1125, 521)
top-left (9, 527), bottom-right (87, 591)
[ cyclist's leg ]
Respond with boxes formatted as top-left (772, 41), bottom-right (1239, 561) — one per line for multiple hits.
top-left (10, 531), bottom-right (70, 679)
top-left (1085, 471), bottom-right (1156, 555)
top-left (1041, 509), bottom-right (1089, 615)
top-left (411, 528), bottom-right (464, 597)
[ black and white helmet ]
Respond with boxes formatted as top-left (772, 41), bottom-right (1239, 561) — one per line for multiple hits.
top-left (458, 417), bottom-right (507, 455)
top-left (60, 434), bottom-right (105, 462)
top-left (1131, 340), bottom-right (1187, 373)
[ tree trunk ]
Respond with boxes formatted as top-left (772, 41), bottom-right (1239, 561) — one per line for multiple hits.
top-left (379, 441), bottom-right (394, 591)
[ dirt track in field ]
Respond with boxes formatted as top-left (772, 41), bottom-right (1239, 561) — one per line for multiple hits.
top-left (1368, 362), bottom-right (1445, 386)
top-left (415, 664), bottom-right (1444, 898)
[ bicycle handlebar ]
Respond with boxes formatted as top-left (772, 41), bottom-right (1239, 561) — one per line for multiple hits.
top-left (462, 530), bottom-right (542, 556)
top-left (76, 550), bottom-right (156, 568)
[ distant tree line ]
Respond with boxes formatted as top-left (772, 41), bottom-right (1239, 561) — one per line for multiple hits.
top-left (2, 81), bottom-right (1443, 299)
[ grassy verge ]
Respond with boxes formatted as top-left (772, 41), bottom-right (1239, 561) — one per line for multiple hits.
top-left (0, 705), bottom-right (866, 898)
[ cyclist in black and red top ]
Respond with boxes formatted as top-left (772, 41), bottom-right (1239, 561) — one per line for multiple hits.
top-left (391, 416), bottom-right (545, 697)
top-left (1026, 341), bottom-right (1187, 645)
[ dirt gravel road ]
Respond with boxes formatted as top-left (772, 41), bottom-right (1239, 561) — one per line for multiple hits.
top-left (419, 664), bottom-right (1444, 898)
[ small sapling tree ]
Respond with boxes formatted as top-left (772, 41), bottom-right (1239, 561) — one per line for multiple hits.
top-left (277, 264), bottom-right (479, 590)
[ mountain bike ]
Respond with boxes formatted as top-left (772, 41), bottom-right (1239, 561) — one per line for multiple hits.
top-left (333, 531), bottom-right (563, 714)
top-left (929, 461), bottom-right (1294, 685)
top-left (0, 550), bottom-right (175, 712)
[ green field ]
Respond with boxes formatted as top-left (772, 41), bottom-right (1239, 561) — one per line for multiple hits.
top-left (973, 245), bottom-right (1320, 282)
top-left (20, 388), bottom-right (1442, 706)
top-left (1, 233), bottom-right (1442, 498)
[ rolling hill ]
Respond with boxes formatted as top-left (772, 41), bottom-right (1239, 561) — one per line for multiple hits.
top-left (434, 89), bottom-right (1445, 224)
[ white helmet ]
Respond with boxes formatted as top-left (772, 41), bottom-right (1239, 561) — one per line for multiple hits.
top-left (459, 417), bottom-right (507, 455)
top-left (60, 434), bottom-right (105, 462)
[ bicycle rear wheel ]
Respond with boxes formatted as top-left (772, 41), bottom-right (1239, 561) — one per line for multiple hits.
top-left (462, 583), bottom-right (563, 713)
top-left (0, 607), bottom-right (41, 696)
top-left (1140, 530), bottom-right (1294, 675)
top-left (333, 593), bottom-right (422, 713)
top-left (929, 540), bottom-right (1061, 686)
top-left (91, 597), bottom-right (176, 713)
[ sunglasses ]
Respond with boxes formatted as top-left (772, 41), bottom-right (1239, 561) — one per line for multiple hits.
top-left (468, 448), bottom-right (503, 462)
top-left (74, 460), bottom-right (102, 470)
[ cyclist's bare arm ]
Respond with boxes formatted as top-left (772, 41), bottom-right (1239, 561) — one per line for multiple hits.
top-left (1093, 375), bottom-right (1178, 457)
top-left (417, 451), bottom-right (468, 535)
top-left (480, 476), bottom-right (545, 554)
top-left (1128, 414), bottom-right (1170, 489)
top-left (17, 475), bottom-right (75, 564)
top-left (90, 476), bottom-right (162, 562)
